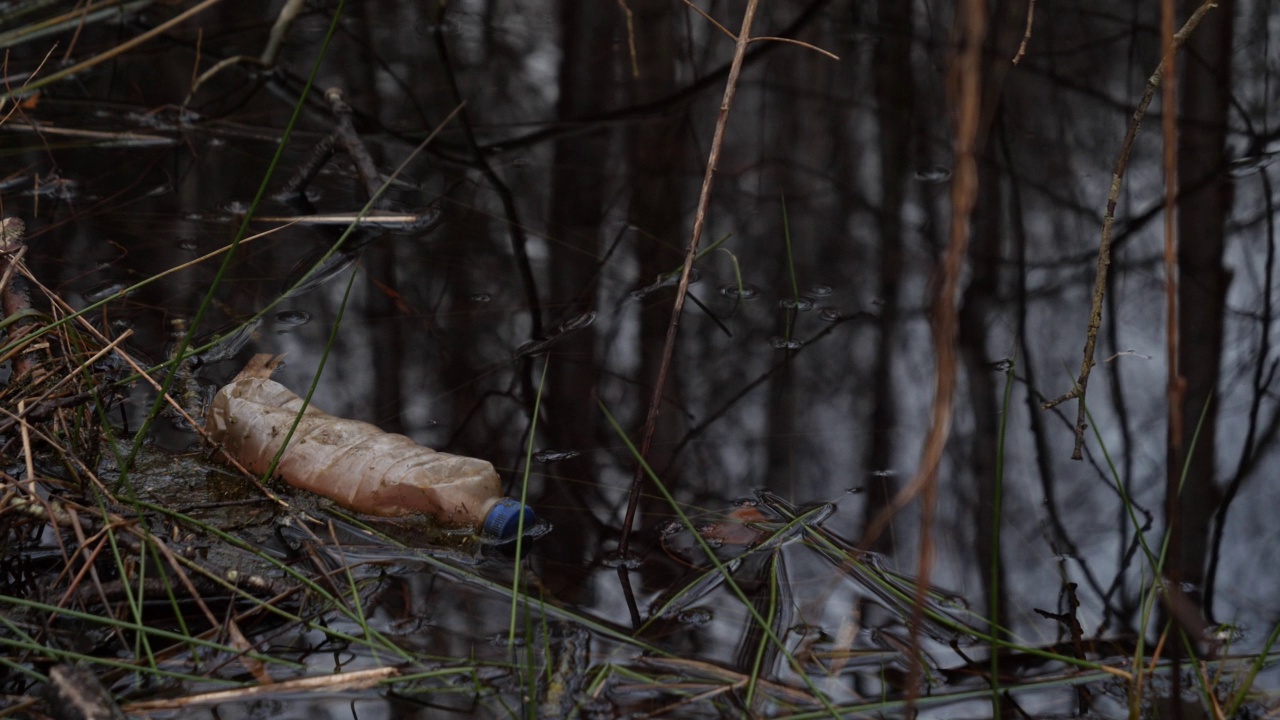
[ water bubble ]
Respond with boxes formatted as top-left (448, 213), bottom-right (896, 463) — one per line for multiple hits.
top-left (779, 297), bottom-right (815, 311)
top-left (602, 550), bottom-right (643, 569)
top-left (818, 308), bottom-right (843, 322)
top-left (914, 165), bottom-right (953, 182)
top-left (177, 238), bottom-right (198, 251)
top-left (808, 284), bottom-right (833, 297)
top-left (219, 200), bottom-right (250, 215)
top-left (702, 536), bottom-right (724, 549)
top-left (83, 282), bottom-right (129, 303)
top-left (719, 283), bottom-right (760, 300)
top-left (989, 358), bottom-right (1014, 372)
top-left (771, 336), bottom-right (804, 350)
top-left (677, 607), bottom-right (713, 626)
top-left (275, 310), bottom-right (311, 326)
top-left (532, 449), bottom-right (580, 464)
top-left (470, 292), bottom-right (492, 303)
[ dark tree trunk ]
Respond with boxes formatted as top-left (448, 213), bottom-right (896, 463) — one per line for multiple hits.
top-left (863, 0), bottom-right (915, 555)
top-left (535, 0), bottom-right (616, 604)
top-left (627, 0), bottom-right (688, 516)
top-left (1170, 0), bottom-right (1233, 613)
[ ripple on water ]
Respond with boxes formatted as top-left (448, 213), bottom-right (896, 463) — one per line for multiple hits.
top-left (719, 283), bottom-right (760, 300)
top-left (779, 296), bottom-right (815, 311)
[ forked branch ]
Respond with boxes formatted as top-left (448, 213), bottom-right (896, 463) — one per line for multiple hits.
top-left (1041, 0), bottom-right (1217, 460)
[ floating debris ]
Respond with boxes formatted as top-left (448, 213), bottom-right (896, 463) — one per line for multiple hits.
top-left (250, 208), bottom-right (442, 232)
top-left (602, 550), bottom-right (643, 569)
top-left (532, 449), bottom-right (581, 464)
top-left (82, 281), bottom-right (129, 304)
top-left (677, 607), bottom-right (714, 626)
top-left (514, 311), bottom-right (597, 358)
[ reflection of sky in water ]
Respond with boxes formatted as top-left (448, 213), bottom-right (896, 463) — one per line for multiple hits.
top-left (2, 0), bottom-right (1276, 715)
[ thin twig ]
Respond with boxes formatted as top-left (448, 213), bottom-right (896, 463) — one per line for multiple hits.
top-left (1011, 0), bottom-right (1036, 65)
top-left (1040, 0), bottom-right (1218, 460)
top-left (123, 667), bottom-right (397, 711)
top-left (617, 0), bottom-right (762, 555)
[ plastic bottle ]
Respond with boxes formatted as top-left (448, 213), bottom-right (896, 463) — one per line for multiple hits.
top-left (205, 356), bottom-right (534, 540)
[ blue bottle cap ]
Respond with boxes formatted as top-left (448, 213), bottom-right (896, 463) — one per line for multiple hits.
top-left (482, 498), bottom-right (536, 540)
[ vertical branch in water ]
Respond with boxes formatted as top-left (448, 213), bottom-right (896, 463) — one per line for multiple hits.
top-left (906, 0), bottom-right (983, 705)
top-left (861, 0), bottom-right (986, 709)
top-left (617, 0), bottom-right (761, 555)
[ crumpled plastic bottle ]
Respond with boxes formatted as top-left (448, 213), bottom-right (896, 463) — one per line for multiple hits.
top-left (205, 355), bottom-right (534, 540)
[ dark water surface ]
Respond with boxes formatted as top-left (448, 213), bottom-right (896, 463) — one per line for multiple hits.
top-left (3, 1), bottom-right (1278, 717)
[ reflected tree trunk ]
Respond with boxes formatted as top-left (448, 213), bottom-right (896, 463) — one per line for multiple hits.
top-left (538, 0), bottom-right (615, 603)
top-left (627, 0), bottom-right (687, 517)
top-left (864, 0), bottom-right (915, 555)
top-left (1170, 0), bottom-right (1234, 615)
top-left (960, 156), bottom-right (1008, 635)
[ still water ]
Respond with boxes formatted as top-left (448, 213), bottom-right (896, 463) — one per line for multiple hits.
top-left (2, 1), bottom-right (1277, 717)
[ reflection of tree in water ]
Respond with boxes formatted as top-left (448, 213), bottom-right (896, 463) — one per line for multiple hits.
top-left (2, 0), bottom-right (1276, 715)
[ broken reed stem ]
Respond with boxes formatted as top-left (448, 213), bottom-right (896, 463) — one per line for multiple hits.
top-left (617, 0), bottom-right (761, 555)
top-left (1040, 0), bottom-right (1217, 460)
